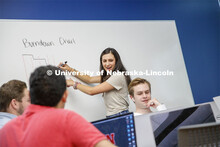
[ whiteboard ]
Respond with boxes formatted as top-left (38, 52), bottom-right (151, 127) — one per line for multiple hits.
top-left (0, 20), bottom-right (194, 121)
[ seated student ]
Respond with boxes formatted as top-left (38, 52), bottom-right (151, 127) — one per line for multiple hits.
top-left (0, 80), bottom-right (30, 129)
top-left (128, 78), bottom-right (167, 116)
top-left (0, 66), bottom-right (115, 147)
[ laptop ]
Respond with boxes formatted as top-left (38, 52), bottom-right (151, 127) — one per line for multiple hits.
top-left (134, 103), bottom-right (216, 147)
top-left (92, 112), bottom-right (137, 147)
top-left (149, 103), bottom-right (216, 147)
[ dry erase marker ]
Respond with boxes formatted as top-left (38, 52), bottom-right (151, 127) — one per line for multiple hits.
top-left (150, 102), bottom-right (154, 106)
top-left (61, 61), bottom-right (67, 67)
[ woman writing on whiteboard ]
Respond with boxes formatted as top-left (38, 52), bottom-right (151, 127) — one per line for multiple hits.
top-left (58, 48), bottom-right (131, 118)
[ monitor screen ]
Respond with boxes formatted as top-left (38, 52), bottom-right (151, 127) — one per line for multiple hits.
top-left (92, 113), bottom-right (137, 147)
top-left (150, 104), bottom-right (216, 147)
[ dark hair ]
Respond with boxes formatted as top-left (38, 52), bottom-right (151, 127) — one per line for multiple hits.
top-left (0, 80), bottom-right (27, 112)
top-left (100, 48), bottom-right (131, 85)
top-left (128, 78), bottom-right (151, 97)
top-left (29, 65), bottom-right (66, 107)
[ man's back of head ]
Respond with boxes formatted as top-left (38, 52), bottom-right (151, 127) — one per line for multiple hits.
top-left (29, 65), bottom-right (66, 107)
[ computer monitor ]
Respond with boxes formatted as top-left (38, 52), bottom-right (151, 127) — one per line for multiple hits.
top-left (92, 112), bottom-right (137, 147)
top-left (149, 103), bottom-right (216, 147)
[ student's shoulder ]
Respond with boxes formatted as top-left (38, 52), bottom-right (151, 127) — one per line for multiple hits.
top-left (53, 109), bottom-right (83, 119)
top-left (109, 73), bottom-right (126, 80)
top-left (0, 115), bottom-right (21, 131)
top-left (54, 109), bottom-right (91, 127)
top-left (53, 108), bottom-right (77, 115)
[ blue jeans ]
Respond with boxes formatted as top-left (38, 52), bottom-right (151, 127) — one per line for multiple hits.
top-left (106, 110), bottom-right (129, 118)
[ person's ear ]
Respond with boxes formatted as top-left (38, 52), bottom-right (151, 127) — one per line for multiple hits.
top-left (130, 95), bottom-right (135, 103)
top-left (10, 99), bottom-right (19, 111)
top-left (61, 97), bottom-right (67, 103)
top-left (61, 90), bottom-right (68, 103)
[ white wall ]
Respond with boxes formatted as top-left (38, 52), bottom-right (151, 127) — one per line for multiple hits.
top-left (0, 20), bottom-right (194, 121)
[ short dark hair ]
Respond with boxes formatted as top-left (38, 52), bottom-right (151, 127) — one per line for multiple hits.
top-left (0, 80), bottom-right (27, 112)
top-left (128, 78), bottom-right (151, 97)
top-left (29, 65), bottom-right (66, 107)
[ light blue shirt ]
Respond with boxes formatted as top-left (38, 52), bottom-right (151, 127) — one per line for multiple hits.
top-left (0, 112), bottom-right (16, 129)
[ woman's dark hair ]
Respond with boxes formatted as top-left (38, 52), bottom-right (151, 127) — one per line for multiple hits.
top-left (100, 48), bottom-right (131, 85)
